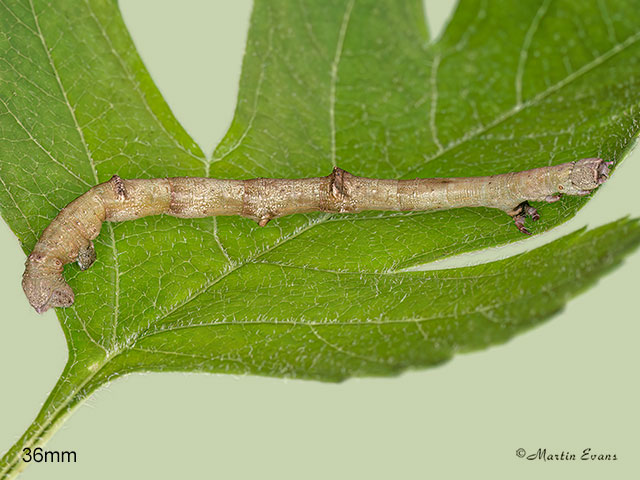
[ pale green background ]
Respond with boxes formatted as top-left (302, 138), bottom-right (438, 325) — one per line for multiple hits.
top-left (1, 1), bottom-right (639, 478)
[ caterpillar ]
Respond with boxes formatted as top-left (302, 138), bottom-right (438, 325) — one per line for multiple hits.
top-left (22, 158), bottom-right (612, 313)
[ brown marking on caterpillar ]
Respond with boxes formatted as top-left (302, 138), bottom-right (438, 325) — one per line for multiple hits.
top-left (77, 242), bottom-right (96, 271)
top-left (330, 166), bottom-right (348, 198)
top-left (110, 174), bottom-right (127, 199)
top-left (22, 158), bottom-right (612, 313)
top-left (166, 177), bottom-right (187, 216)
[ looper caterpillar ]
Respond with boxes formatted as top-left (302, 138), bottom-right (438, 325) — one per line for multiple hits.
top-left (22, 158), bottom-right (612, 313)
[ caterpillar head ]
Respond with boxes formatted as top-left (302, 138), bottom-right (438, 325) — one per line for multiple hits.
top-left (560, 158), bottom-right (613, 195)
top-left (22, 253), bottom-right (74, 314)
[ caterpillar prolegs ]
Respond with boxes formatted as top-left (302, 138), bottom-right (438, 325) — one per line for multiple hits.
top-left (22, 158), bottom-right (612, 313)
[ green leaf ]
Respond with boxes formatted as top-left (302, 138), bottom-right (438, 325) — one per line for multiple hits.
top-left (1, 0), bottom-right (640, 476)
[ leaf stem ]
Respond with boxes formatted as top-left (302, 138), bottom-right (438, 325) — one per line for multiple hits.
top-left (0, 358), bottom-right (103, 479)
